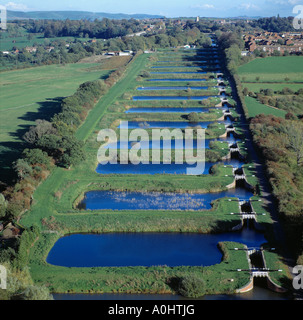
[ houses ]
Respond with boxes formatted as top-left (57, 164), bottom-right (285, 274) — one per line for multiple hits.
top-left (106, 50), bottom-right (134, 56)
top-left (24, 46), bottom-right (37, 53)
top-left (244, 31), bottom-right (303, 55)
top-left (248, 41), bottom-right (257, 52)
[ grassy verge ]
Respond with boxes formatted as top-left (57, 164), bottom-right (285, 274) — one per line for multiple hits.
top-left (29, 239), bottom-right (251, 295)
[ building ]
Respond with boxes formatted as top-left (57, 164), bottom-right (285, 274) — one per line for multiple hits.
top-left (244, 31), bottom-right (303, 55)
top-left (24, 46), bottom-right (37, 53)
top-left (241, 51), bottom-right (250, 56)
top-left (248, 41), bottom-right (257, 52)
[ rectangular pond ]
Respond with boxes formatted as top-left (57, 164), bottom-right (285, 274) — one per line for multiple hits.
top-left (125, 107), bottom-right (224, 113)
top-left (136, 86), bottom-right (211, 90)
top-left (80, 189), bottom-right (254, 211)
top-left (104, 134), bottom-right (239, 150)
top-left (95, 160), bottom-right (244, 175)
top-left (118, 120), bottom-right (231, 129)
top-left (156, 60), bottom-right (220, 63)
top-left (150, 72), bottom-right (208, 74)
top-left (147, 79), bottom-right (208, 82)
top-left (46, 231), bottom-right (266, 268)
top-left (132, 96), bottom-right (218, 101)
top-left (103, 135), bottom-right (237, 150)
top-left (151, 66), bottom-right (204, 68)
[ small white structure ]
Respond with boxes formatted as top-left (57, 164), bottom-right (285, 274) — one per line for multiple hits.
top-left (118, 52), bottom-right (130, 56)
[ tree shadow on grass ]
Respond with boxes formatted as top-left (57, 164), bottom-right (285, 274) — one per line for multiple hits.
top-left (17, 97), bottom-right (63, 123)
top-left (0, 97), bottom-right (64, 188)
top-left (0, 141), bottom-right (24, 189)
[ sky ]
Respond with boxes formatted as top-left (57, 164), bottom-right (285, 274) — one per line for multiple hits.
top-left (0, 0), bottom-right (302, 18)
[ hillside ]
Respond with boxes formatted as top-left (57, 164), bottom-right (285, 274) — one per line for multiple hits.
top-left (7, 10), bottom-right (165, 21)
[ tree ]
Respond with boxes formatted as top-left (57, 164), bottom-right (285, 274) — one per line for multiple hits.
top-left (243, 87), bottom-right (249, 96)
top-left (264, 88), bottom-right (274, 96)
top-left (13, 159), bottom-right (33, 180)
top-left (286, 123), bottom-right (303, 165)
top-left (59, 136), bottom-right (86, 168)
top-left (272, 50), bottom-right (281, 56)
top-left (22, 148), bottom-right (50, 167)
top-left (0, 193), bottom-right (7, 219)
top-left (36, 134), bottom-right (62, 156)
top-left (188, 112), bottom-right (200, 123)
top-left (23, 120), bottom-right (57, 145)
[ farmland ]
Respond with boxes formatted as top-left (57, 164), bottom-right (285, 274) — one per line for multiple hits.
top-left (0, 62), bottom-right (112, 183)
top-left (238, 56), bottom-right (303, 83)
top-left (238, 56), bottom-right (303, 118)
top-left (244, 96), bottom-right (287, 118)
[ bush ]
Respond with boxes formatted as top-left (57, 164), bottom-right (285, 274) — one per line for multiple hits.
top-left (178, 274), bottom-right (206, 298)
top-left (19, 285), bottom-right (53, 300)
top-left (22, 149), bottom-right (50, 167)
top-left (140, 71), bottom-right (150, 78)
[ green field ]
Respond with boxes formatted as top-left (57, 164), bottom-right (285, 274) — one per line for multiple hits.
top-left (0, 27), bottom-right (92, 52)
top-left (238, 56), bottom-right (303, 83)
top-left (244, 96), bottom-right (287, 118)
top-left (238, 56), bottom-right (303, 117)
top-left (0, 62), bottom-right (111, 183)
top-left (241, 82), bottom-right (303, 93)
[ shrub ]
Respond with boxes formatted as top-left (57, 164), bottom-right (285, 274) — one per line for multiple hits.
top-left (140, 71), bottom-right (150, 78)
top-left (178, 274), bottom-right (206, 298)
top-left (19, 285), bottom-right (53, 300)
top-left (188, 112), bottom-right (200, 123)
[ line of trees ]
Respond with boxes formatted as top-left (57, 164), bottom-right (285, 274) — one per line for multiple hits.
top-left (20, 18), bottom-right (144, 39)
top-left (0, 56), bottom-right (135, 300)
top-left (250, 115), bottom-right (303, 263)
top-left (250, 16), bottom-right (297, 33)
top-left (218, 29), bottom-right (303, 264)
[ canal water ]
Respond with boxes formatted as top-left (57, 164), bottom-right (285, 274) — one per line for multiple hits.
top-left (147, 79), bottom-right (208, 82)
top-left (95, 160), bottom-right (244, 175)
top-left (118, 119), bottom-right (230, 129)
top-left (46, 231), bottom-right (266, 268)
top-left (125, 107), bottom-right (213, 113)
top-left (136, 86), bottom-right (211, 90)
top-left (132, 96), bottom-right (221, 101)
top-left (80, 189), bottom-right (253, 211)
top-left (103, 135), bottom-right (238, 149)
top-left (150, 71), bottom-right (208, 74)
top-left (151, 65), bottom-right (221, 69)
